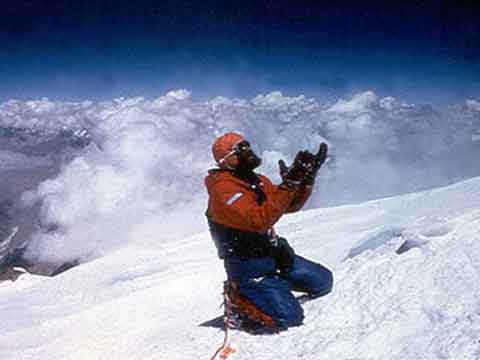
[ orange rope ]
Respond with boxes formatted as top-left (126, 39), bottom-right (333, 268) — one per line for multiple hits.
top-left (210, 287), bottom-right (236, 360)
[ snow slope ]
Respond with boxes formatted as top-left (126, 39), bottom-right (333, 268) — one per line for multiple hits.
top-left (1, 177), bottom-right (480, 360)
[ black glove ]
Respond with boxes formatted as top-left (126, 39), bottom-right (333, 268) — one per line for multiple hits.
top-left (302, 143), bottom-right (328, 185)
top-left (278, 151), bottom-right (311, 189)
top-left (270, 237), bottom-right (295, 274)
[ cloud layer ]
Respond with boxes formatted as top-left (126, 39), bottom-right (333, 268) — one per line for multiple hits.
top-left (1, 90), bottom-right (479, 267)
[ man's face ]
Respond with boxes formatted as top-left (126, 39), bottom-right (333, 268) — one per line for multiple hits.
top-left (234, 140), bottom-right (262, 171)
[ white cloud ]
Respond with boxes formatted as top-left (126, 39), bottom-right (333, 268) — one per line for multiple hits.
top-left (1, 90), bottom-right (479, 267)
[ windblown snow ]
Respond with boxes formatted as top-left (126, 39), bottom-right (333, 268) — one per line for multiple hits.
top-left (1, 176), bottom-right (480, 359)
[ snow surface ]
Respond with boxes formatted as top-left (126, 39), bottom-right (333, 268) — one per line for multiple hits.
top-left (1, 176), bottom-right (480, 360)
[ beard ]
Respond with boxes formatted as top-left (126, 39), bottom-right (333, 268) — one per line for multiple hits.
top-left (235, 150), bottom-right (262, 173)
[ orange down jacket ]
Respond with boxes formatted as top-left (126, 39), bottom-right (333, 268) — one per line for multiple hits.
top-left (205, 169), bottom-right (312, 234)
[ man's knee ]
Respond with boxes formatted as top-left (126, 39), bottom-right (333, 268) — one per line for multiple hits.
top-left (238, 276), bottom-right (304, 328)
top-left (312, 267), bottom-right (333, 297)
top-left (301, 264), bottom-right (333, 298)
top-left (289, 256), bottom-right (334, 297)
top-left (275, 303), bottom-right (304, 328)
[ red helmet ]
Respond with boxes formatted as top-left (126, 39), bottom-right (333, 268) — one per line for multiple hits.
top-left (212, 132), bottom-right (245, 169)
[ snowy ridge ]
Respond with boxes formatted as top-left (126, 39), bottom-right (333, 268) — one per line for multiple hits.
top-left (1, 177), bottom-right (479, 359)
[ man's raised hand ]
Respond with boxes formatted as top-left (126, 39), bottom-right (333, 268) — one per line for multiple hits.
top-left (279, 143), bottom-right (328, 188)
top-left (278, 151), bottom-right (309, 189)
top-left (304, 143), bottom-right (328, 185)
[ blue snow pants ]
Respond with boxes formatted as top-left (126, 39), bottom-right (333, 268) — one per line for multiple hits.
top-left (224, 255), bottom-right (333, 328)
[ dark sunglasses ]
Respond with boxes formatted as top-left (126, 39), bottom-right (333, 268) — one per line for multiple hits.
top-left (233, 140), bottom-right (251, 153)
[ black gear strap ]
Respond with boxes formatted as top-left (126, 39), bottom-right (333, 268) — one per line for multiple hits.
top-left (232, 170), bottom-right (267, 205)
top-left (206, 216), bottom-right (272, 259)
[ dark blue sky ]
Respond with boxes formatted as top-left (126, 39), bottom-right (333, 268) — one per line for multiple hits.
top-left (1, 1), bottom-right (479, 104)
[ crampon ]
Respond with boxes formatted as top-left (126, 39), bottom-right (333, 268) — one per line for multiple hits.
top-left (209, 281), bottom-right (281, 360)
top-left (224, 281), bottom-right (281, 335)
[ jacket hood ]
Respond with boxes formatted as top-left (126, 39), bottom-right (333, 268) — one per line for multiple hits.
top-left (204, 169), bottom-right (233, 193)
top-left (204, 168), bottom-right (269, 194)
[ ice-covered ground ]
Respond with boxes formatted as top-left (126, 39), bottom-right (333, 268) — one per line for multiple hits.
top-left (1, 176), bottom-right (479, 360)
